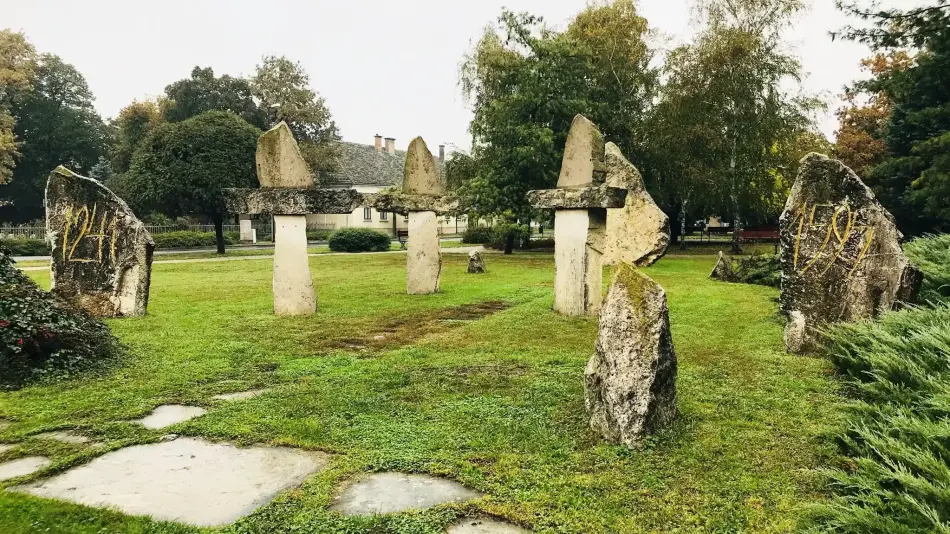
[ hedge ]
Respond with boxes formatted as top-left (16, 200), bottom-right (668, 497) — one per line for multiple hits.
top-left (151, 231), bottom-right (238, 249)
top-left (0, 239), bottom-right (48, 256)
top-left (328, 228), bottom-right (391, 253)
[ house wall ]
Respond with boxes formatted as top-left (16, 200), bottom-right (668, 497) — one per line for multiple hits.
top-left (305, 186), bottom-right (469, 236)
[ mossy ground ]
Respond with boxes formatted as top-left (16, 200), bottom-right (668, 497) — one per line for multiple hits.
top-left (0, 252), bottom-right (839, 533)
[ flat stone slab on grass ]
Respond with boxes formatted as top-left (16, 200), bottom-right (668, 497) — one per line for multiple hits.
top-left (0, 456), bottom-right (50, 482)
top-left (137, 405), bottom-right (207, 430)
top-left (36, 431), bottom-right (92, 444)
top-left (0, 444), bottom-right (15, 455)
top-left (331, 472), bottom-right (483, 516)
top-left (448, 518), bottom-right (531, 533)
top-left (18, 438), bottom-right (328, 527)
top-left (213, 389), bottom-right (270, 402)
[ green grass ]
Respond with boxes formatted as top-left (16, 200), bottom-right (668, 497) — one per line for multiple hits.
top-left (0, 252), bottom-right (839, 533)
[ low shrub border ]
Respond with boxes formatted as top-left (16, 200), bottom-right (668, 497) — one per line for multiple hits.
top-left (328, 228), bottom-right (391, 253)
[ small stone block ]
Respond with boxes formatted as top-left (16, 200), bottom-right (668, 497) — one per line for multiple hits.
top-left (527, 185), bottom-right (626, 210)
top-left (223, 188), bottom-right (365, 216)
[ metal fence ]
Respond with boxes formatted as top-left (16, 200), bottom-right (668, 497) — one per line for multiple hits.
top-left (0, 221), bottom-right (335, 240)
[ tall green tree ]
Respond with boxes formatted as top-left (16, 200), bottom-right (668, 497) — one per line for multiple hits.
top-left (2, 53), bottom-right (107, 222)
top-left (250, 55), bottom-right (339, 173)
top-left (163, 66), bottom-right (266, 129)
top-left (109, 99), bottom-right (166, 174)
top-left (0, 30), bottom-right (37, 191)
top-left (125, 111), bottom-right (260, 253)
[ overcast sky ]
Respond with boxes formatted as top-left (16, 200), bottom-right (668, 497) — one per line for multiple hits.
top-left (9, 0), bottom-right (882, 153)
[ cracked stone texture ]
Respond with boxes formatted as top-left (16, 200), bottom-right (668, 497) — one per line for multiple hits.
top-left (223, 187), bottom-right (365, 216)
top-left (585, 264), bottom-right (677, 449)
top-left (604, 143), bottom-right (669, 267)
top-left (527, 185), bottom-right (626, 210)
top-left (779, 153), bottom-right (921, 354)
top-left (214, 389), bottom-right (270, 401)
top-left (0, 456), bottom-right (50, 482)
top-left (557, 114), bottom-right (606, 188)
top-left (330, 472), bottom-right (482, 516)
top-left (710, 251), bottom-right (737, 282)
top-left (467, 250), bottom-right (487, 274)
top-left (46, 166), bottom-right (154, 318)
top-left (368, 192), bottom-right (458, 216)
top-left (403, 137), bottom-right (445, 196)
top-left (448, 518), bottom-right (530, 533)
top-left (407, 212), bottom-right (441, 294)
top-left (256, 122), bottom-right (314, 188)
top-left (18, 438), bottom-right (328, 527)
top-left (137, 405), bottom-right (207, 430)
top-left (36, 431), bottom-right (91, 444)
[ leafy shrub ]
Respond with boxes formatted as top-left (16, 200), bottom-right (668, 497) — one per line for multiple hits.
top-left (0, 248), bottom-right (124, 389)
top-left (733, 253), bottom-right (781, 288)
top-left (1, 239), bottom-right (48, 256)
top-left (151, 231), bottom-right (237, 249)
top-left (813, 303), bottom-right (950, 533)
top-left (328, 228), bottom-right (391, 253)
top-left (904, 234), bottom-right (950, 304)
top-left (462, 226), bottom-right (495, 245)
top-left (525, 238), bottom-right (555, 250)
top-left (306, 229), bottom-right (332, 242)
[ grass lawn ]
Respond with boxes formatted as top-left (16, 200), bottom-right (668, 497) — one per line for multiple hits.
top-left (0, 252), bottom-right (839, 533)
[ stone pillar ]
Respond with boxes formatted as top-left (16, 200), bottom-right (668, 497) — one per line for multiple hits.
top-left (273, 215), bottom-right (316, 316)
top-left (407, 211), bottom-right (441, 294)
top-left (239, 215), bottom-right (254, 243)
top-left (554, 210), bottom-right (606, 316)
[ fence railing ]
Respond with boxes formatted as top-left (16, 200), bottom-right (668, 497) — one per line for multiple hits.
top-left (0, 221), bottom-right (335, 240)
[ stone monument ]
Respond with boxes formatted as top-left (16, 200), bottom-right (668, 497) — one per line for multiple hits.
top-left (45, 166), bottom-right (154, 317)
top-left (585, 263), bottom-right (677, 449)
top-left (527, 115), bottom-right (626, 316)
top-left (709, 251), bottom-right (737, 282)
top-left (224, 122), bottom-right (363, 315)
top-left (467, 249), bottom-right (486, 274)
top-left (604, 142), bottom-right (669, 266)
top-left (779, 153), bottom-right (921, 353)
top-left (372, 137), bottom-right (457, 295)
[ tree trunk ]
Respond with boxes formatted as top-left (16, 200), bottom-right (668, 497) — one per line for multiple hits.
top-left (504, 233), bottom-right (515, 255)
top-left (731, 209), bottom-right (742, 255)
top-left (213, 216), bottom-right (226, 254)
top-left (679, 199), bottom-right (688, 250)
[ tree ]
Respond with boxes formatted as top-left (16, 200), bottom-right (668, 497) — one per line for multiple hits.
top-left (0, 30), bottom-right (38, 191)
top-left (2, 53), bottom-right (107, 222)
top-left (250, 55), bottom-right (339, 173)
top-left (109, 99), bottom-right (166, 174)
top-left (163, 66), bottom-right (266, 129)
top-left (125, 111), bottom-right (260, 253)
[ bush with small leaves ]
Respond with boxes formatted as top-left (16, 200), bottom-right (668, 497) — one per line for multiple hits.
top-left (328, 228), bottom-right (391, 253)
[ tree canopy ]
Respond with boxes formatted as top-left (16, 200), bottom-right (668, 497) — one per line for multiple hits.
top-left (163, 66), bottom-right (266, 129)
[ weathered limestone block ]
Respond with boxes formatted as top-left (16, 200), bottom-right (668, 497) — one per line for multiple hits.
top-left (710, 251), bottom-right (737, 282)
top-left (256, 122), bottom-right (314, 188)
top-left (604, 143), bottom-right (670, 266)
top-left (558, 114), bottom-right (606, 188)
top-left (780, 153), bottom-right (922, 354)
top-left (554, 209), bottom-right (606, 316)
top-left (407, 212), bottom-right (441, 294)
top-left (45, 166), bottom-right (154, 318)
top-left (585, 263), bottom-right (677, 449)
top-left (239, 215), bottom-right (254, 243)
top-left (223, 188), bottom-right (365, 216)
top-left (526, 185), bottom-right (626, 210)
top-left (368, 193), bottom-right (458, 216)
top-left (467, 250), bottom-right (486, 274)
top-left (273, 215), bottom-right (316, 315)
top-left (404, 137), bottom-right (445, 196)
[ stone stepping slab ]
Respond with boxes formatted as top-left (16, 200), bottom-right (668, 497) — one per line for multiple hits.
top-left (35, 431), bottom-right (92, 445)
top-left (17, 437), bottom-right (328, 527)
top-left (0, 456), bottom-right (50, 482)
top-left (213, 389), bottom-right (270, 402)
top-left (448, 518), bottom-right (531, 533)
top-left (137, 405), bottom-right (207, 430)
top-left (331, 472), bottom-right (483, 516)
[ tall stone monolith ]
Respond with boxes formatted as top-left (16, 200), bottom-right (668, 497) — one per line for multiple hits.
top-left (45, 166), bottom-right (154, 317)
top-left (604, 143), bottom-right (669, 266)
top-left (779, 153), bottom-right (921, 353)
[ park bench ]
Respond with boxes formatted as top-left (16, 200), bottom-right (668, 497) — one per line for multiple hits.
top-left (396, 229), bottom-right (409, 249)
top-left (739, 228), bottom-right (780, 243)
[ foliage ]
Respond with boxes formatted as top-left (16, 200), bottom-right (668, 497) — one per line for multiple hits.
top-left (109, 99), bottom-right (166, 174)
top-left (0, 238), bottom-right (46, 256)
top-left (306, 229), bottom-right (332, 242)
top-left (250, 55), bottom-right (339, 173)
top-left (0, 248), bottom-right (123, 389)
top-left (904, 233), bottom-right (950, 303)
top-left (814, 302), bottom-right (950, 533)
top-left (162, 67), bottom-right (265, 129)
top-left (125, 111), bottom-right (260, 254)
top-left (733, 253), bottom-right (781, 288)
top-left (151, 231), bottom-right (237, 250)
top-left (0, 30), bottom-right (38, 187)
top-left (461, 225), bottom-right (495, 245)
top-left (327, 227), bottom-right (391, 253)
top-left (2, 53), bottom-right (107, 223)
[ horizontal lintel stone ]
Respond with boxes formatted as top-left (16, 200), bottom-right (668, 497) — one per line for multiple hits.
top-left (223, 188), bottom-right (365, 215)
top-left (527, 185), bottom-right (627, 210)
top-left (368, 193), bottom-right (459, 216)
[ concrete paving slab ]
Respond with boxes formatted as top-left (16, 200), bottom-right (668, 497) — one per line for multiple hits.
top-left (213, 389), bottom-right (270, 401)
top-left (448, 518), bottom-right (531, 533)
top-left (0, 456), bottom-right (50, 481)
top-left (0, 444), bottom-right (16, 455)
top-left (36, 431), bottom-right (92, 444)
top-left (18, 438), bottom-right (328, 527)
top-left (137, 405), bottom-right (207, 430)
top-left (331, 472), bottom-right (483, 516)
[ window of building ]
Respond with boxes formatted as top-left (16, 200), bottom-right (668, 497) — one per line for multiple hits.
top-left (380, 211), bottom-right (388, 221)
top-left (363, 207), bottom-right (372, 221)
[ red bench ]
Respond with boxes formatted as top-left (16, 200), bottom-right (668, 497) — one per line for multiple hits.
top-left (739, 228), bottom-right (780, 243)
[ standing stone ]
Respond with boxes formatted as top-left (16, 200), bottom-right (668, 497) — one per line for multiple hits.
top-left (403, 137), bottom-right (444, 196)
top-left (45, 166), bottom-right (154, 318)
top-left (710, 251), bottom-right (737, 282)
top-left (604, 143), bottom-right (669, 266)
top-left (407, 211), bottom-right (441, 294)
top-left (467, 249), bottom-right (487, 274)
top-left (239, 214), bottom-right (254, 243)
top-left (558, 115), bottom-right (606, 188)
top-left (273, 215), bottom-right (316, 316)
top-left (780, 153), bottom-right (921, 354)
top-left (585, 263), bottom-right (677, 449)
top-left (256, 122), bottom-right (314, 188)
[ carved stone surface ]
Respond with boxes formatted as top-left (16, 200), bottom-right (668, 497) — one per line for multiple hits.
top-left (467, 250), bottom-right (486, 274)
top-left (585, 264), bottom-right (677, 449)
top-left (710, 251), bottom-right (737, 282)
top-left (779, 153), bottom-right (922, 354)
top-left (45, 167), bottom-right (154, 318)
top-left (403, 137), bottom-right (445, 196)
top-left (406, 211), bottom-right (441, 295)
top-left (368, 192), bottom-right (458, 216)
top-left (554, 209), bottom-right (607, 316)
top-left (526, 185), bottom-right (626, 210)
top-left (223, 188), bottom-right (365, 216)
top-left (558, 114), bottom-right (606, 188)
top-left (256, 122), bottom-right (314, 188)
top-left (604, 143), bottom-right (669, 266)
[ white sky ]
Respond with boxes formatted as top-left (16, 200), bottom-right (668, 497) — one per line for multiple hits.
top-left (7, 0), bottom-right (879, 153)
